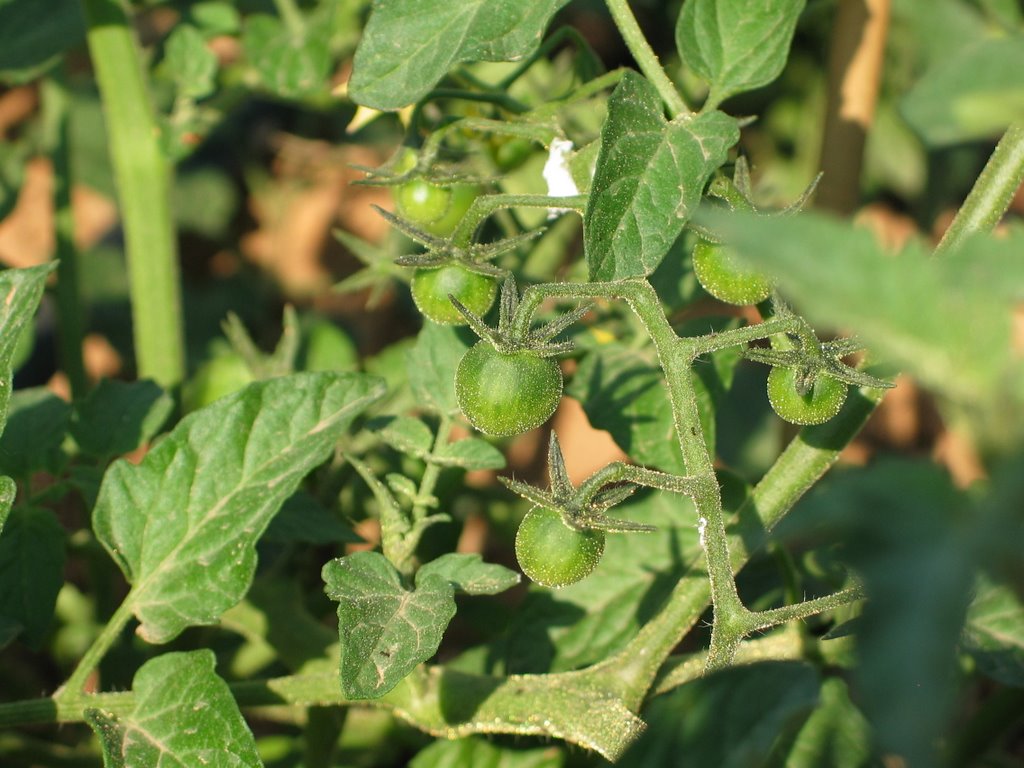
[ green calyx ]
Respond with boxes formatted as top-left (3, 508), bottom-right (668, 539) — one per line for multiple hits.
top-left (499, 433), bottom-right (655, 535)
top-left (744, 331), bottom-right (895, 393)
top-left (452, 275), bottom-right (591, 357)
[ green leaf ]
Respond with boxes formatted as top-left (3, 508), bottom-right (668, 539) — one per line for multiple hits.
top-left (71, 379), bottom-right (173, 459)
top-left (784, 678), bottom-right (873, 767)
top-left (780, 459), bottom-right (973, 766)
top-left (375, 415), bottom-right (435, 459)
top-left (962, 576), bottom-right (1024, 687)
top-left (323, 550), bottom-right (459, 698)
top-left (411, 735), bottom-right (564, 768)
top-left (243, 14), bottom-right (333, 99)
top-left (0, 505), bottom-right (66, 646)
top-left (0, 264), bottom-right (54, 435)
top-left (506, 489), bottom-right (700, 673)
top-left (93, 373), bottom-right (385, 644)
top-left (677, 0), bottom-right (806, 108)
top-left (0, 0), bottom-right (85, 84)
top-left (0, 388), bottom-right (71, 478)
top-left (163, 23), bottom-right (218, 99)
top-left (349, 0), bottom-right (570, 109)
top-left (0, 475), bottom-right (14, 535)
top-left (407, 324), bottom-right (473, 415)
top-left (901, 36), bottom-right (1024, 147)
top-left (85, 650), bottom-right (261, 767)
top-left (189, 1), bottom-right (241, 36)
top-left (699, 211), bottom-right (1024, 444)
top-left (619, 662), bottom-right (819, 767)
top-left (418, 553), bottom-right (519, 595)
top-left (584, 73), bottom-right (739, 281)
top-left (567, 342), bottom-right (716, 474)
top-left (434, 437), bottom-right (506, 470)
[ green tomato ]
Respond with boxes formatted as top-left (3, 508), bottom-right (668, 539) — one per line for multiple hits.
top-left (410, 264), bottom-right (497, 325)
top-left (692, 239), bottom-right (772, 306)
top-left (515, 505), bottom-right (605, 588)
top-left (767, 366), bottom-right (847, 426)
top-left (490, 136), bottom-right (535, 171)
top-left (455, 342), bottom-right (562, 436)
top-left (301, 319), bottom-right (358, 371)
top-left (183, 351), bottom-right (254, 412)
top-left (396, 178), bottom-right (479, 237)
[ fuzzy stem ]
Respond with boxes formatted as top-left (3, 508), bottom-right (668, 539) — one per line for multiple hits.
top-left (41, 74), bottom-right (88, 398)
top-left (604, 0), bottom-right (689, 117)
top-left (576, 462), bottom-right (700, 502)
top-left (451, 194), bottom-right (586, 247)
top-left (81, 0), bottom-right (185, 387)
top-left (53, 598), bottom-right (135, 702)
top-left (936, 121), bottom-right (1024, 255)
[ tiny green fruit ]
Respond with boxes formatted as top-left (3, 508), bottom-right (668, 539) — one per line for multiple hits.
top-left (455, 342), bottom-right (562, 436)
top-left (767, 366), bottom-right (847, 425)
top-left (411, 264), bottom-right (497, 325)
top-left (396, 178), bottom-right (479, 237)
top-left (692, 239), bottom-right (772, 306)
top-left (515, 505), bottom-right (605, 588)
top-left (183, 352), bottom-right (254, 412)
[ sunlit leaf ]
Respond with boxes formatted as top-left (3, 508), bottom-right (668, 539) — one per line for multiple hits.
top-left (86, 650), bottom-right (261, 767)
top-left (323, 550), bottom-right (456, 699)
top-left (93, 373), bottom-right (385, 644)
top-left (676, 0), bottom-right (806, 108)
top-left (585, 72), bottom-right (738, 281)
top-left (350, 0), bottom-right (570, 109)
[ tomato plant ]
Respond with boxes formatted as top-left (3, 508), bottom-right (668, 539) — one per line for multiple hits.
top-left (515, 505), bottom-right (605, 587)
top-left (1, 0), bottom-right (1021, 766)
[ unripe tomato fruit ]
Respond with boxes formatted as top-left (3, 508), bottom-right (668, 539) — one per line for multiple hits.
top-left (515, 505), bottom-right (605, 588)
top-left (767, 366), bottom-right (847, 425)
top-left (490, 136), bottom-right (534, 171)
top-left (396, 179), bottom-right (479, 237)
top-left (183, 352), bottom-right (253, 412)
top-left (455, 342), bottom-right (562, 436)
top-left (410, 264), bottom-right (497, 325)
top-left (692, 239), bottom-right (772, 306)
top-left (301, 319), bottom-right (358, 372)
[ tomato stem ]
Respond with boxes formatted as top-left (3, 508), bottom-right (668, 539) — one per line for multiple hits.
top-left (604, 0), bottom-right (690, 118)
top-left (936, 121), bottom-right (1024, 255)
top-left (81, 0), bottom-right (185, 388)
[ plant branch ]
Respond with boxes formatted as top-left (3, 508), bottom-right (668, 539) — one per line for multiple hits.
top-left (936, 121), bottom-right (1024, 255)
top-left (743, 585), bottom-right (865, 633)
top-left (576, 462), bottom-right (700, 502)
top-left (451, 194), bottom-right (586, 247)
top-left (604, 0), bottom-right (689, 117)
top-left (652, 629), bottom-right (804, 695)
top-left (53, 598), bottom-right (135, 702)
top-left (41, 73), bottom-right (88, 398)
top-left (81, 0), bottom-right (185, 387)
